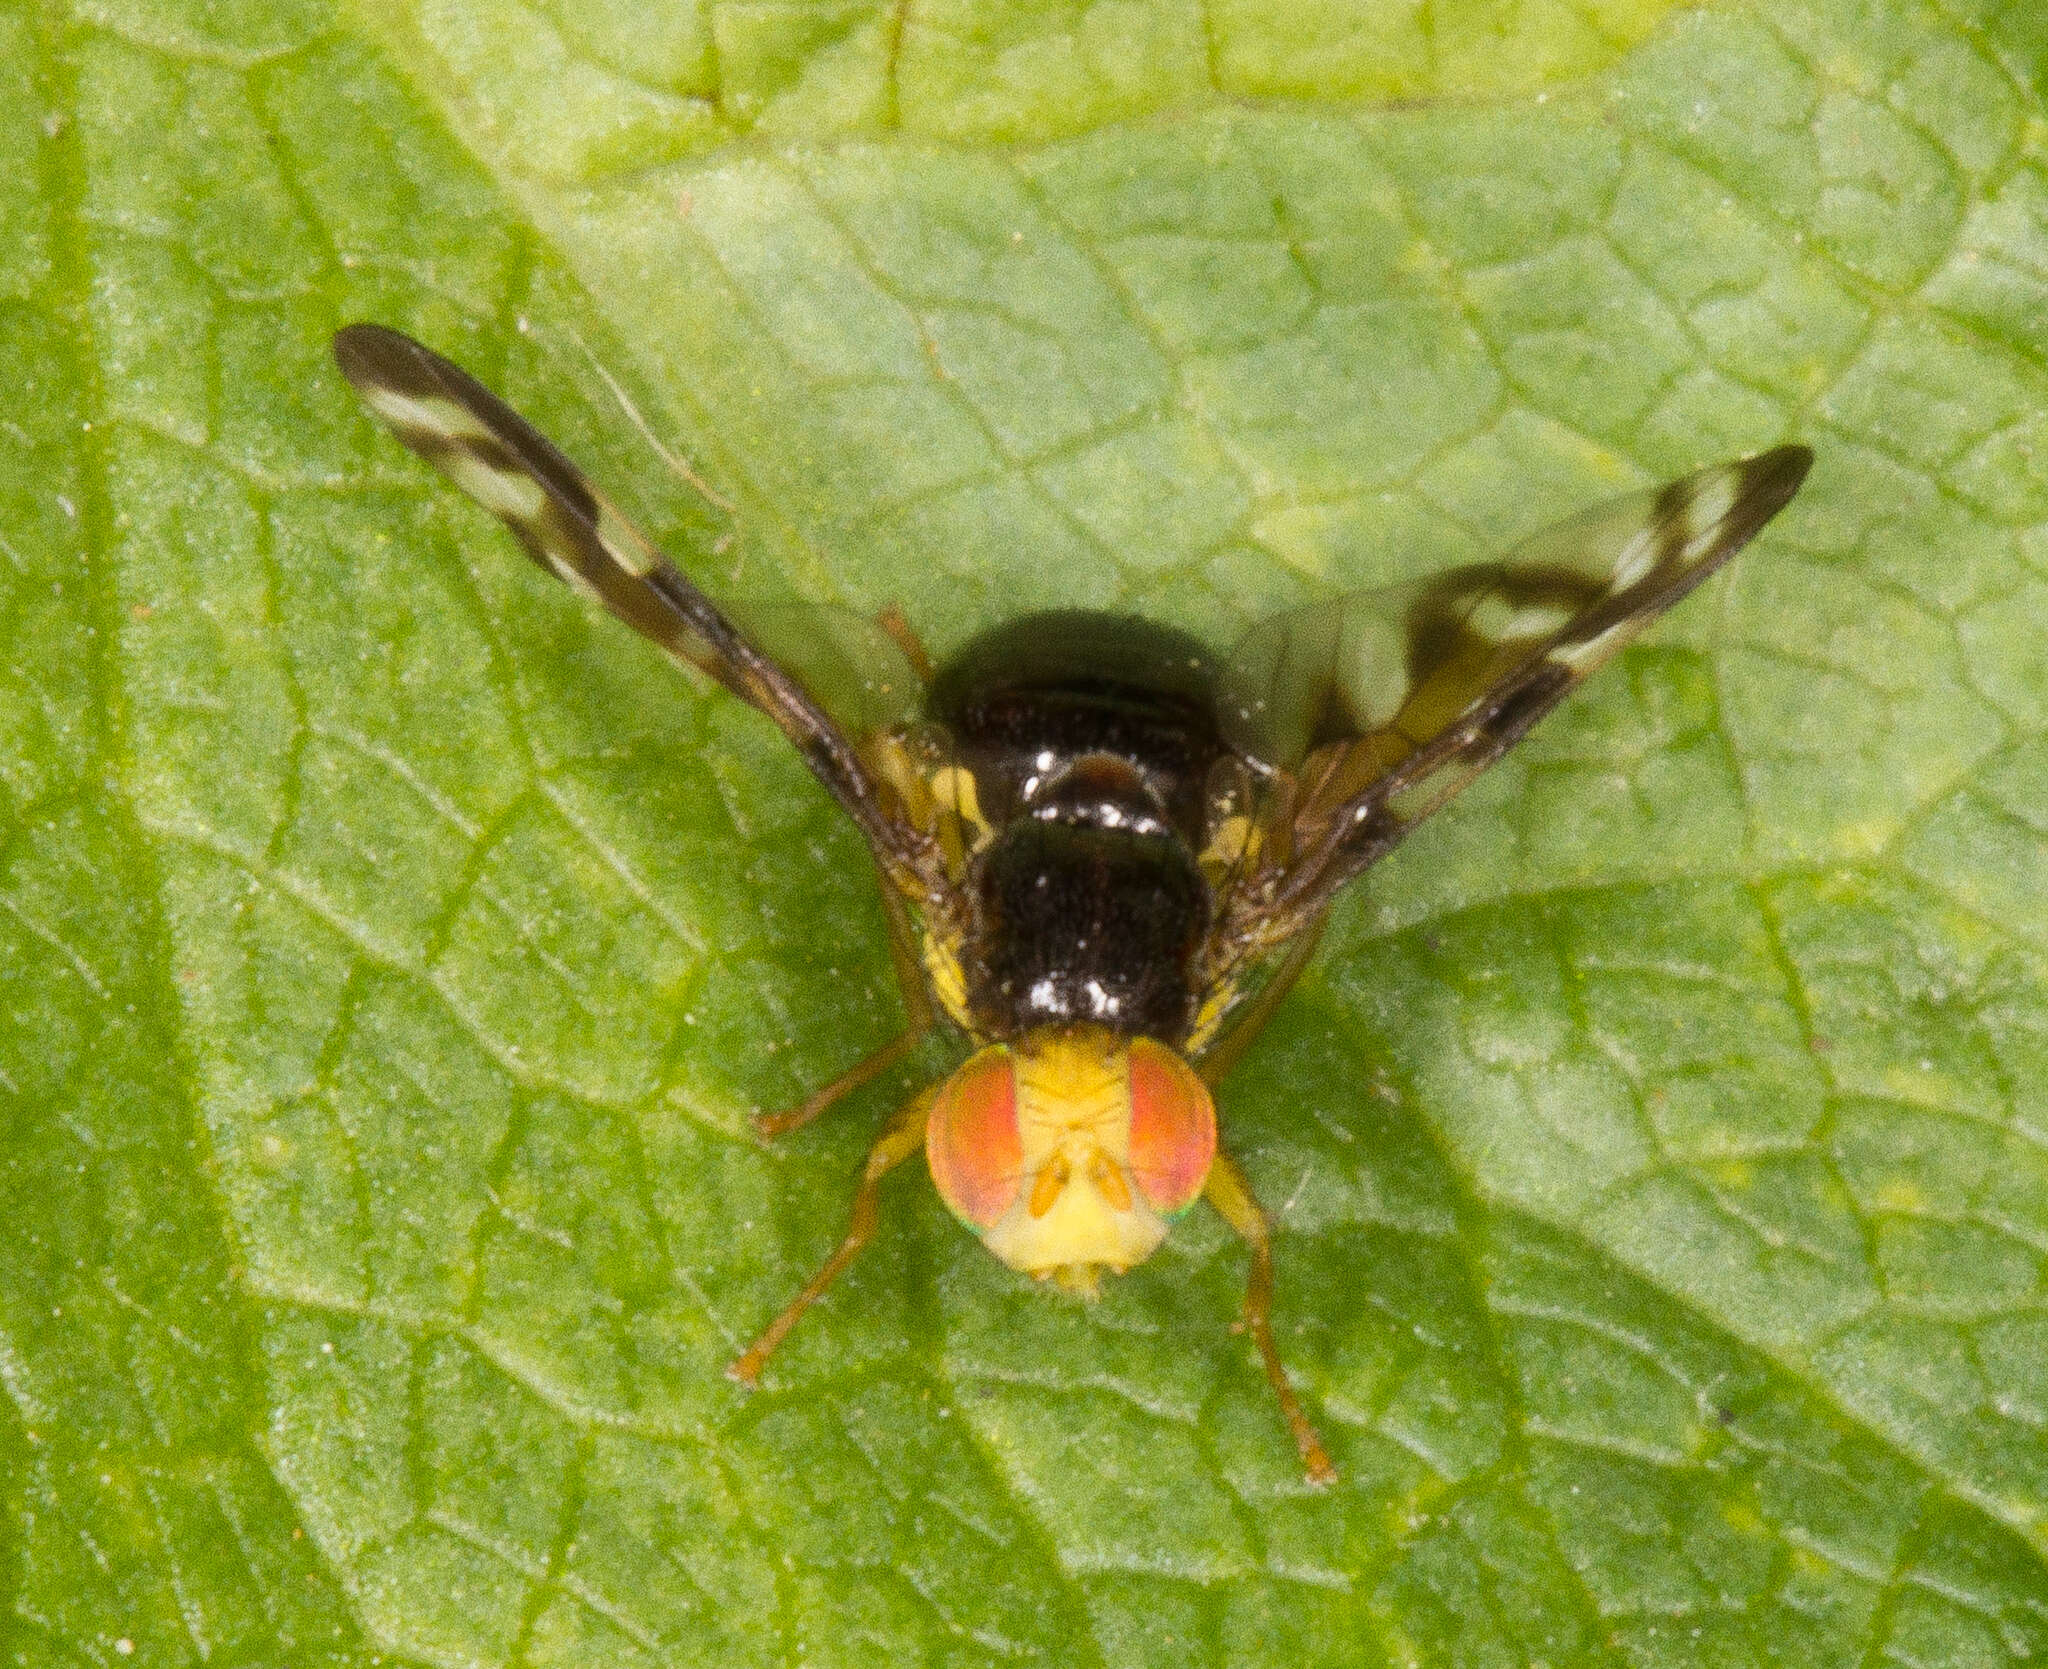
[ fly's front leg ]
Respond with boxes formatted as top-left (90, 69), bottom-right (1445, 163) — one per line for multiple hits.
top-left (729, 1082), bottom-right (936, 1386)
top-left (752, 1026), bottom-right (930, 1140)
top-left (1205, 1150), bottom-right (1336, 1486)
top-left (753, 875), bottom-right (938, 1140)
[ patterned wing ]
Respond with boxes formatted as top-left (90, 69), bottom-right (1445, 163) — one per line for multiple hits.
top-left (1211, 445), bottom-right (1813, 953)
top-left (332, 323), bottom-right (937, 890)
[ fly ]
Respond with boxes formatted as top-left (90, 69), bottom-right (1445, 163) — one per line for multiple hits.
top-left (334, 322), bottom-right (1813, 1484)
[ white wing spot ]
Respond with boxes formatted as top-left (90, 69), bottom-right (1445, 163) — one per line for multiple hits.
top-left (361, 387), bottom-right (495, 449)
top-left (597, 505), bottom-right (657, 576)
top-left (444, 451), bottom-right (548, 523)
top-left (1610, 528), bottom-right (1659, 591)
top-left (1549, 620), bottom-right (1627, 671)
top-left (1681, 471), bottom-right (1740, 564)
top-left (543, 547), bottom-right (605, 605)
top-left (1469, 595), bottom-right (1575, 644)
top-left (1336, 614), bottom-right (1410, 728)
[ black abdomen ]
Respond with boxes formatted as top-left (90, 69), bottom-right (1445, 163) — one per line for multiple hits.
top-left (928, 611), bottom-right (1223, 1042)
top-left (973, 819), bottom-right (1207, 1038)
top-left (927, 610), bottom-right (1223, 840)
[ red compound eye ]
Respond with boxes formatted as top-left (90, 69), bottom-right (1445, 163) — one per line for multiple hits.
top-left (926, 1046), bottom-right (1022, 1231)
top-left (1126, 1039), bottom-right (1215, 1215)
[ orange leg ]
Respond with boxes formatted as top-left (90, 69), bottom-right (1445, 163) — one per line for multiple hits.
top-left (875, 602), bottom-right (935, 683)
top-left (753, 875), bottom-right (939, 1140)
top-left (752, 1026), bottom-right (928, 1139)
top-left (1204, 1150), bottom-right (1336, 1486)
top-left (728, 1084), bottom-right (935, 1386)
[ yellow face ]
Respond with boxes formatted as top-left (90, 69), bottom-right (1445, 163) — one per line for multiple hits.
top-left (924, 1026), bottom-right (1217, 1292)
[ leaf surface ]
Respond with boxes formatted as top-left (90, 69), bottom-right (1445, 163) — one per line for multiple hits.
top-left (5, 0), bottom-right (2048, 1663)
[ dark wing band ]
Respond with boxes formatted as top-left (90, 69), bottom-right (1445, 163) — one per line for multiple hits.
top-left (1214, 445), bottom-right (1814, 950)
top-left (333, 323), bottom-right (935, 890)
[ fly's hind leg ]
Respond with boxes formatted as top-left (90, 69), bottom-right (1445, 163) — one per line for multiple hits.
top-left (874, 602), bottom-right (935, 683)
top-left (729, 1082), bottom-right (936, 1386)
top-left (1205, 1151), bottom-right (1336, 1486)
top-left (753, 879), bottom-right (938, 1140)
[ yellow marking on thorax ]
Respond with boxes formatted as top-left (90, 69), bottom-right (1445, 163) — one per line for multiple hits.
top-left (1184, 975), bottom-right (1242, 1056)
top-left (930, 765), bottom-right (989, 836)
top-left (1199, 813), bottom-right (1251, 884)
top-left (869, 733), bottom-right (936, 830)
top-left (919, 925), bottom-right (974, 1030)
top-left (871, 736), bottom-right (994, 884)
top-left (930, 764), bottom-right (994, 877)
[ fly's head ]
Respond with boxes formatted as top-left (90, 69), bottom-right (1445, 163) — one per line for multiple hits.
top-left (924, 1024), bottom-right (1216, 1293)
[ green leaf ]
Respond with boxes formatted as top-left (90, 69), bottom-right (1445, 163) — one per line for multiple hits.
top-left (6, 0), bottom-right (2048, 1662)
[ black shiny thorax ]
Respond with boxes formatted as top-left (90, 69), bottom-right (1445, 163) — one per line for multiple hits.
top-left (926, 611), bottom-right (1226, 1043)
